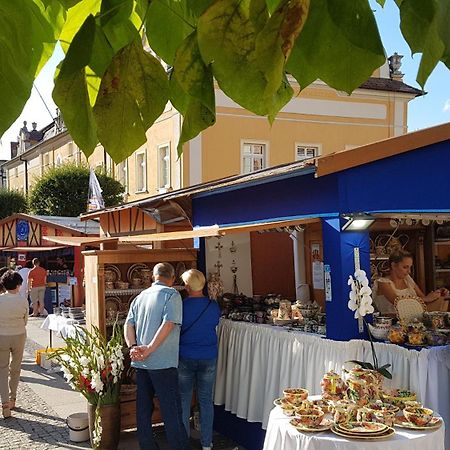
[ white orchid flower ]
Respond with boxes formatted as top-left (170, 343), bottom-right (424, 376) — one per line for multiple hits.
top-left (348, 276), bottom-right (354, 286)
top-left (354, 269), bottom-right (367, 281)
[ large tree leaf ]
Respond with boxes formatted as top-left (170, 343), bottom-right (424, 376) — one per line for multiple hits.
top-left (53, 15), bottom-right (99, 156)
top-left (100, 0), bottom-right (139, 52)
top-left (287, 0), bottom-right (385, 93)
top-left (170, 32), bottom-right (215, 155)
top-left (197, 0), bottom-right (296, 119)
top-left (93, 39), bottom-right (170, 163)
top-left (146, 0), bottom-right (212, 65)
top-left (0, 0), bottom-right (63, 135)
top-left (400, 0), bottom-right (450, 87)
top-left (59, 0), bottom-right (101, 52)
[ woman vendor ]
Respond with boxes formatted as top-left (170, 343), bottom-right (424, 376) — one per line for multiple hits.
top-left (373, 250), bottom-right (449, 315)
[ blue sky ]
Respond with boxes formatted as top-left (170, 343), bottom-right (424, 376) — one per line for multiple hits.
top-left (1, 1), bottom-right (450, 160)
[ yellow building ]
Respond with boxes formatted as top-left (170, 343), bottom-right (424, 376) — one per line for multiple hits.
top-left (1, 58), bottom-right (421, 201)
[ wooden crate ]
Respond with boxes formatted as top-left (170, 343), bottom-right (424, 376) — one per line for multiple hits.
top-left (120, 386), bottom-right (163, 430)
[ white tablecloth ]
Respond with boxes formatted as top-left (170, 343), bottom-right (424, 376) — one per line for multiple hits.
top-left (41, 314), bottom-right (80, 339)
top-left (214, 320), bottom-right (450, 449)
top-left (263, 405), bottom-right (445, 450)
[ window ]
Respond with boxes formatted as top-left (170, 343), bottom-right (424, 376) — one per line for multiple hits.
top-left (157, 144), bottom-right (171, 190)
top-left (135, 149), bottom-right (147, 193)
top-left (55, 154), bottom-right (63, 166)
top-left (117, 159), bottom-right (128, 193)
top-left (295, 144), bottom-right (321, 161)
top-left (241, 141), bottom-right (267, 174)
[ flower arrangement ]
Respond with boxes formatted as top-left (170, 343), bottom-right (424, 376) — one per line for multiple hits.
top-left (347, 269), bottom-right (392, 379)
top-left (49, 323), bottom-right (124, 448)
top-left (347, 269), bottom-right (374, 318)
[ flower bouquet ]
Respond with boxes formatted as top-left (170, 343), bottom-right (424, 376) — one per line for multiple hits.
top-left (49, 323), bottom-right (124, 449)
top-left (347, 269), bottom-right (392, 380)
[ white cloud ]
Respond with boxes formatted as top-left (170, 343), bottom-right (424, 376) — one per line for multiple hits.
top-left (444, 99), bottom-right (450, 112)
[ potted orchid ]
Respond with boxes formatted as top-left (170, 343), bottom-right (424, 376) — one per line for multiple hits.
top-left (49, 323), bottom-right (124, 449)
top-left (347, 269), bottom-right (392, 379)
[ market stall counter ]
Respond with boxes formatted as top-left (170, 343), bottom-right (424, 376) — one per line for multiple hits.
top-left (213, 320), bottom-right (450, 450)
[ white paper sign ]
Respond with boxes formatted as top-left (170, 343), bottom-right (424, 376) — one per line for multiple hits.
top-left (313, 261), bottom-right (324, 289)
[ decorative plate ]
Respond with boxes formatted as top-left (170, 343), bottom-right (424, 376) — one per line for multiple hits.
top-left (127, 263), bottom-right (149, 283)
top-left (175, 261), bottom-right (187, 284)
top-left (290, 418), bottom-right (332, 432)
top-left (105, 297), bottom-right (121, 315)
top-left (104, 265), bottom-right (121, 283)
top-left (394, 416), bottom-right (442, 430)
top-left (331, 425), bottom-right (395, 440)
top-left (337, 422), bottom-right (388, 434)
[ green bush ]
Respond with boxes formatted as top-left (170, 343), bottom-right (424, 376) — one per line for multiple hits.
top-left (29, 164), bottom-right (124, 216)
top-left (0, 188), bottom-right (28, 219)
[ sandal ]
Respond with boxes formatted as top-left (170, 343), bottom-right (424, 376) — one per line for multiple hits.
top-left (2, 404), bottom-right (11, 419)
top-left (9, 399), bottom-right (15, 410)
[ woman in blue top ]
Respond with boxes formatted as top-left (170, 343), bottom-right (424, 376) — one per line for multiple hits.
top-left (179, 269), bottom-right (221, 450)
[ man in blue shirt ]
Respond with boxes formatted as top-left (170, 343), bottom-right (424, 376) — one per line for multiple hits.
top-left (125, 262), bottom-right (188, 450)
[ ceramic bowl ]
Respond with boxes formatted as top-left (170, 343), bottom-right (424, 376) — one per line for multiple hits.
top-left (403, 406), bottom-right (434, 426)
top-left (283, 388), bottom-right (308, 403)
top-left (295, 407), bottom-right (324, 427)
top-left (368, 323), bottom-right (389, 340)
top-left (312, 399), bottom-right (331, 413)
top-left (381, 390), bottom-right (416, 409)
top-left (280, 404), bottom-right (296, 416)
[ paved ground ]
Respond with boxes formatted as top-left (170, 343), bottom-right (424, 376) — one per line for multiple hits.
top-left (0, 317), bottom-right (242, 450)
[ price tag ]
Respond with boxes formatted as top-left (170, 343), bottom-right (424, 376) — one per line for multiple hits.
top-left (324, 265), bottom-right (332, 301)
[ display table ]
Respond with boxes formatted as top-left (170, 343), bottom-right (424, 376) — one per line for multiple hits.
top-left (214, 320), bottom-right (450, 449)
top-left (263, 405), bottom-right (445, 450)
top-left (41, 314), bottom-right (82, 344)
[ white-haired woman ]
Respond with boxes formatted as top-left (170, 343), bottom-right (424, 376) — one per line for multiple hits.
top-left (178, 269), bottom-right (221, 450)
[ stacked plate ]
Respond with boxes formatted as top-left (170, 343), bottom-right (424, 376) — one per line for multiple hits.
top-left (68, 307), bottom-right (85, 320)
top-left (395, 415), bottom-right (442, 430)
top-left (331, 421), bottom-right (395, 440)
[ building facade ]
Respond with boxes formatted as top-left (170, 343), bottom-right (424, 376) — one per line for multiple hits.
top-left (1, 58), bottom-right (421, 201)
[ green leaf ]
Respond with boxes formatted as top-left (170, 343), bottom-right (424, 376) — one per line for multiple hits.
top-left (100, 0), bottom-right (139, 52)
top-left (377, 367), bottom-right (393, 379)
top-left (376, 0), bottom-right (386, 6)
top-left (59, 0), bottom-right (101, 53)
top-left (400, 0), bottom-right (450, 87)
top-left (170, 32), bottom-right (216, 155)
top-left (146, 0), bottom-right (212, 65)
top-left (93, 39), bottom-right (170, 163)
top-left (287, 0), bottom-right (386, 93)
top-left (0, 0), bottom-right (63, 135)
top-left (197, 0), bottom-right (296, 119)
top-left (346, 360), bottom-right (375, 370)
top-left (53, 15), bottom-right (99, 156)
top-left (378, 363), bottom-right (392, 370)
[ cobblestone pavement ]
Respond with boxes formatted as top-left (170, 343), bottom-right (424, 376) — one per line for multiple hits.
top-left (0, 336), bottom-right (242, 450)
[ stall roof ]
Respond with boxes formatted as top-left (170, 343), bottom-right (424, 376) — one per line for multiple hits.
top-left (119, 216), bottom-right (323, 244)
top-left (2, 246), bottom-right (67, 252)
top-left (42, 236), bottom-right (118, 247)
top-left (0, 213), bottom-right (100, 236)
top-left (316, 121), bottom-right (450, 177)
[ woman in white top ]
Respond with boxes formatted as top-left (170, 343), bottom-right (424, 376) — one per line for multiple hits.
top-left (18, 260), bottom-right (33, 301)
top-left (373, 250), bottom-right (448, 315)
top-left (0, 270), bottom-right (28, 419)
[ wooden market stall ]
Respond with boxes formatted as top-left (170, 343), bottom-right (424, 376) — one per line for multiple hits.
top-left (0, 213), bottom-right (100, 309)
top-left (79, 122), bottom-right (450, 449)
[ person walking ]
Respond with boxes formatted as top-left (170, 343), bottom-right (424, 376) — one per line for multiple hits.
top-left (28, 258), bottom-right (47, 317)
top-left (178, 269), bottom-right (221, 450)
top-left (0, 270), bottom-right (28, 418)
top-left (18, 260), bottom-right (33, 304)
top-left (124, 262), bottom-right (188, 450)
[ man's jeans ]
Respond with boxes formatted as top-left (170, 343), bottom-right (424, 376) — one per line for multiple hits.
top-left (136, 368), bottom-right (188, 450)
top-left (178, 358), bottom-right (217, 448)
